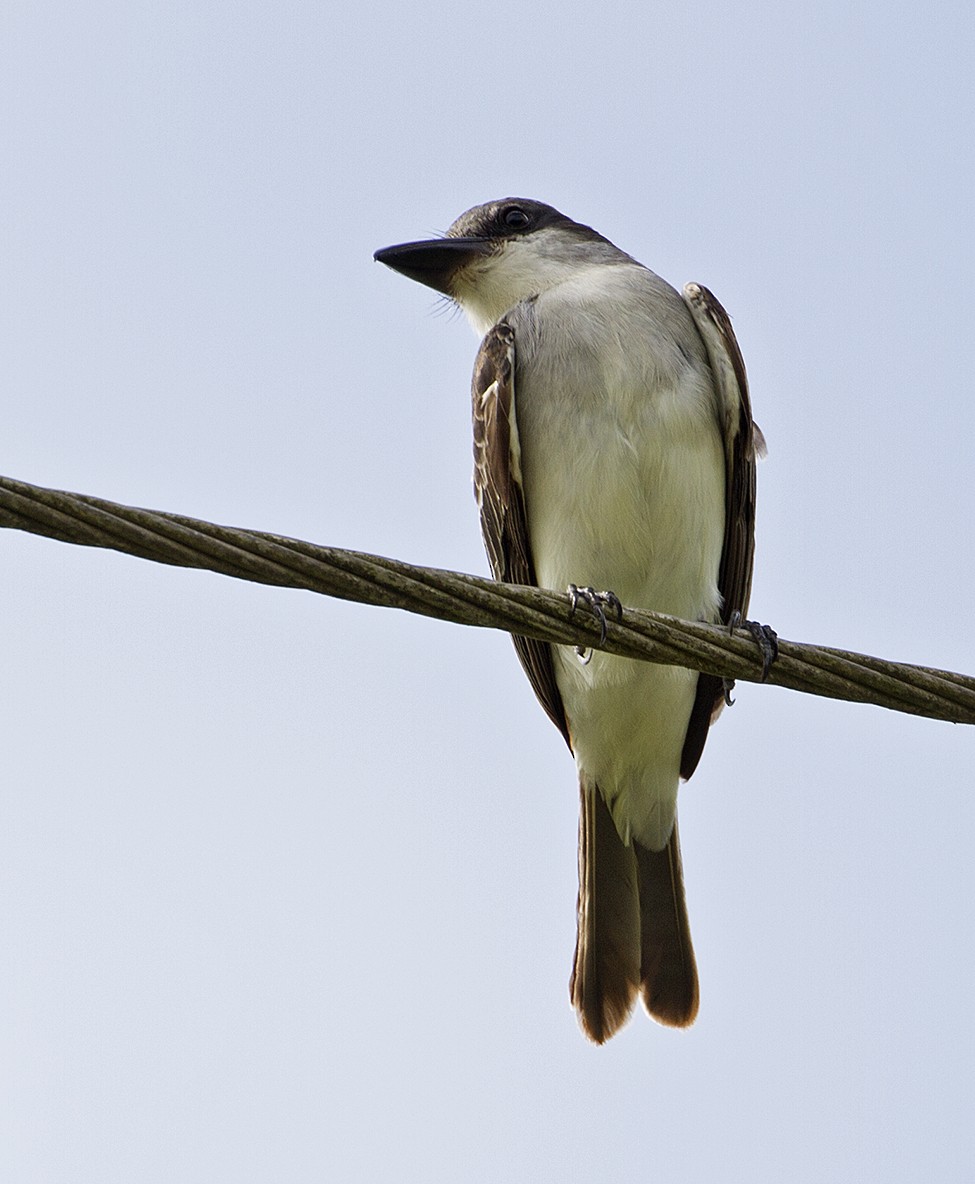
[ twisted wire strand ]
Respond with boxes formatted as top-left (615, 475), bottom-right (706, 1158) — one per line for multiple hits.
top-left (2, 473), bottom-right (973, 724)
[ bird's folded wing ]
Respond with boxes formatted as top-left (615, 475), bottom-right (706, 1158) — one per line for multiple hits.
top-left (680, 283), bottom-right (762, 775)
top-left (472, 321), bottom-right (572, 748)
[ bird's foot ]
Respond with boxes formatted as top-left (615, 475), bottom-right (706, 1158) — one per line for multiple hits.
top-left (568, 584), bottom-right (623, 663)
top-left (729, 611), bottom-right (779, 682)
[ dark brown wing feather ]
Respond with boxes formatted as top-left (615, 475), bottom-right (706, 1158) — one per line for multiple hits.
top-left (472, 321), bottom-right (571, 747)
top-left (680, 284), bottom-right (760, 779)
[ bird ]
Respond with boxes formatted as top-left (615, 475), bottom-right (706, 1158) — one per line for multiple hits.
top-left (375, 198), bottom-right (762, 1042)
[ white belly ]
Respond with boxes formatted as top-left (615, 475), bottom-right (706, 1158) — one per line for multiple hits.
top-left (515, 290), bottom-right (726, 849)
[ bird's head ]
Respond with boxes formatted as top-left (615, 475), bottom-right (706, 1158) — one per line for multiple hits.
top-left (375, 198), bottom-right (624, 335)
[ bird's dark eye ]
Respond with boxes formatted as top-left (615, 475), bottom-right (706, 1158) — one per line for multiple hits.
top-left (502, 206), bottom-right (531, 231)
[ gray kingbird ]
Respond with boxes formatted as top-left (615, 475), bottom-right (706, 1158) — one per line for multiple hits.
top-left (375, 199), bottom-right (762, 1042)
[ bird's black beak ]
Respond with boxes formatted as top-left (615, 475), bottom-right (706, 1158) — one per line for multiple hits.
top-left (373, 237), bottom-right (494, 295)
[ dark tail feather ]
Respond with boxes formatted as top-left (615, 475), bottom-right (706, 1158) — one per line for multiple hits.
top-left (570, 783), bottom-right (640, 1043)
top-left (636, 818), bottom-right (699, 1027)
top-left (570, 784), bottom-right (699, 1040)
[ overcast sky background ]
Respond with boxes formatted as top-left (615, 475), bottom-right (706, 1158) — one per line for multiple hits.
top-left (2, 3), bottom-right (974, 1181)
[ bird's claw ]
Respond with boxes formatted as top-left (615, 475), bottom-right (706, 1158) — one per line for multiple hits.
top-left (729, 612), bottom-right (779, 683)
top-left (568, 584), bottom-right (623, 662)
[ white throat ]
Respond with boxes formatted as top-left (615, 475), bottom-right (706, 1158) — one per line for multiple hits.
top-left (452, 227), bottom-right (628, 336)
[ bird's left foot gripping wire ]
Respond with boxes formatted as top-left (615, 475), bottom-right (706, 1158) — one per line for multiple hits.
top-left (723, 612), bottom-right (779, 704)
top-left (567, 585), bottom-right (624, 664)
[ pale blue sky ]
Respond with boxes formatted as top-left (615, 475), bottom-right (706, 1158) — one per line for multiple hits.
top-left (2, 2), bottom-right (974, 1181)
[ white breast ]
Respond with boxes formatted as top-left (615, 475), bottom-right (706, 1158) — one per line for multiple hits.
top-left (510, 265), bottom-right (725, 849)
